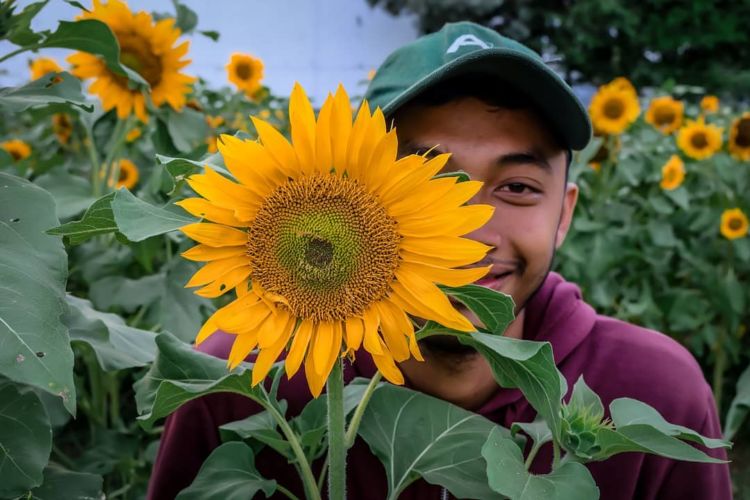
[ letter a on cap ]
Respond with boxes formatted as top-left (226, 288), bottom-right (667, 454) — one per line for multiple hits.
top-left (446, 34), bottom-right (492, 54)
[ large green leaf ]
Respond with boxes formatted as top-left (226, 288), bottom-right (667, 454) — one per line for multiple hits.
top-left (175, 442), bottom-right (276, 500)
top-left (158, 259), bottom-right (215, 343)
top-left (27, 465), bottom-right (103, 500)
top-left (0, 173), bottom-right (76, 414)
top-left (5, 0), bottom-right (48, 45)
top-left (464, 332), bottom-right (566, 440)
top-left (441, 284), bottom-right (515, 335)
top-left (46, 192), bottom-right (117, 245)
top-left (0, 380), bottom-right (52, 497)
top-left (482, 427), bottom-right (599, 500)
top-left (89, 274), bottom-right (164, 312)
top-left (65, 295), bottom-right (156, 371)
top-left (111, 188), bottom-right (196, 242)
top-left (725, 363), bottom-right (750, 440)
top-left (155, 153), bottom-right (230, 194)
top-left (165, 107), bottom-right (210, 153)
top-left (34, 170), bottom-right (95, 220)
top-left (134, 333), bottom-right (274, 430)
top-left (0, 72), bottom-right (91, 113)
top-left (357, 383), bottom-right (505, 500)
top-left (595, 426), bottom-right (727, 464)
top-left (41, 20), bottom-right (148, 87)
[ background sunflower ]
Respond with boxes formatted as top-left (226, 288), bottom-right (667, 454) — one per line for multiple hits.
top-left (720, 208), bottom-right (749, 240)
top-left (588, 78), bottom-right (640, 135)
top-left (729, 113), bottom-right (750, 161)
top-left (1, 139), bottom-right (31, 161)
top-left (677, 118), bottom-right (723, 160)
top-left (226, 52), bottom-right (265, 97)
top-left (645, 96), bottom-right (683, 134)
top-left (659, 155), bottom-right (685, 191)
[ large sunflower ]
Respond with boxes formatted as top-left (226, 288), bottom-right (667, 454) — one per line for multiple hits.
top-left (68, 0), bottom-right (194, 122)
top-left (178, 84), bottom-right (493, 396)
top-left (645, 96), bottom-right (683, 135)
top-left (226, 53), bottom-right (264, 97)
top-left (677, 118), bottom-right (723, 160)
top-left (729, 112), bottom-right (750, 161)
top-left (589, 79), bottom-right (640, 135)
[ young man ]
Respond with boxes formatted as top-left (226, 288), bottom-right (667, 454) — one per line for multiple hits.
top-left (149, 22), bottom-right (731, 499)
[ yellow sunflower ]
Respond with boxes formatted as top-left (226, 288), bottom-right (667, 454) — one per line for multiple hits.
top-left (610, 77), bottom-right (636, 94)
top-left (700, 95), bottom-right (719, 114)
top-left (589, 80), bottom-right (640, 135)
top-left (659, 155), bottom-right (685, 191)
top-left (52, 114), bottom-right (74, 144)
top-left (178, 84), bottom-right (493, 396)
top-left (645, 96), bottom-right (684, 135)
top-left (109, 159), bottom-right (139, 189)
top-left (729, 112), bottom-right (750, 161)
top-left (720, 208), bottom-right (749, 240)
top-left (126, 127), bottom-right (142, 142)
top-left (1, 139), bottom-right (31, 161)
top-left (206, 135), bottom-right (218, 153)
top-left (29, 57), bottom-right (62, 80)
top-left (677, 118), bottom-right (723, 160)
top-left (68, 0), bottom-right (194, 122)
top-left (206, 115), bottom-right (224, 129)
top-left (226, 53), bottom-right (264, 97)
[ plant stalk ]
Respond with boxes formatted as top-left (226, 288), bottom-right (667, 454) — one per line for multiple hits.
top-left (327, 358), bottom-right (346, 500)
top-left (345, 372), bottom-right (381, 448)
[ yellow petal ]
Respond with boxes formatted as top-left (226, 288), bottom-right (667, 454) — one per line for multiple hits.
top-left (286, 319), bottom-right (313, 378)
top-left (330, 84), bottom-right (352, 174)
top-left (386, 177), bottom-right (462, 218)
top-left (194, 266), bottom-right (252, 298)
top-left (374, 301), bottom-right (410, 362)
top-left (398, 204), bottom-right (494, 238)
top-left (400, 235), bottom-right (491, 267)
top-left (344, 100), bottom-right (371, 175)
top-left (181, 244), bottom-right (247, 262)
top-left (313, 320), bottom-right (336, 376)
top-left (408, 330), bottom-right (424, 362)
top-left (399, 261), bottom-right (491, 287)
top-left (186, 167), bottom-right (262, 217)
top-left (215, 298), bottom-right (271, 334)
top-left (186, 256), bottom-right (250, 287)
top-left (251, 116), bottom-right (300, 176)
top-left (181, 222), bottom-right (248, 247)
top-left (392, 269), bottom-right (474, 332)
top-left (371, 346), bottom-right (405, 385)
top-left (289, 82), bottom-right (316, 175)
top-left (344, 316), bottom-right (364, 354)
top-left (252, 316), bottom-right (294, 386)
top-left (196, 315), bottom-right (219, 345)
top-left (175, 198), bottom-right (248, 227)
top-left (362, 305), bottom-right (383, 355)
top-left (379, 154), bottom-right (450, 204)
top-left (218, 134), bottom-right (287, 192)
top-left (315, 93), bottom-right (334, 173)
top-left (227, 331), bottom-right (259, 370)
top-left (354, 107), bottom-right (386, 183)
top-left (258, 307), bottom-right (291, 349)
top-left (360, 129), bottom-right (398, 187)
top-left (304, 346), bottom-right (326, 398)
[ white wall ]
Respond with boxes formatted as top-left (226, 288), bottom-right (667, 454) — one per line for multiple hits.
top-left (0, 0), bottom-right (419, 104)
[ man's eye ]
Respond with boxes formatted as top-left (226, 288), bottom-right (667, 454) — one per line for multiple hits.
top-left (499, 183), bottom-right (532, 194)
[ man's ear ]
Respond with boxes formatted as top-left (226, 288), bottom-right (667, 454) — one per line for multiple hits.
top-left (555, 182), bottom-right (579, 249)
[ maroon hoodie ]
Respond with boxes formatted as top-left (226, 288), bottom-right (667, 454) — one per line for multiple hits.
top-left (147, 272), bottom-right (731, 499)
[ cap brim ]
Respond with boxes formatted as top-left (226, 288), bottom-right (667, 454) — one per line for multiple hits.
top-left (380, 48), bottom-right (592, 151)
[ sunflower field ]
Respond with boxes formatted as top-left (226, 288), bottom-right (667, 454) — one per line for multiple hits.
top-left (0, 1), bottom-right (748, 499)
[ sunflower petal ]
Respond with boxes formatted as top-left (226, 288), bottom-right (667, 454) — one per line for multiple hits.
top-left (375, 301), bottom-right (410, 361)
top-left (400, 235), bottom-right (491, 266)
top-left (194, 265), bottom-right (252, 298)
top-left (398, 204), bottom-right (494, 237)
top-left (258, 307), bottom-right (291, 349)
top-left (344, 316), bottom-right (364, 354)
top-left (227, 332), bottom-right (259, 370)
top-left (392, 269), bottom-right (474, 332)
top-left (371, 345), bottom-right (405, 385)
top-left (252, 315), bottom-right (294, 385)
top-left (400, 261), bottom-right (491, 287)
top-left (181, 222), bottom-right (248, 247)
top-left (330, 84), bottom-right (352, 173)
top-left (186, 255), bottom-right (250, 287)
top-left (251, 116), bottom-right (300, 176)
top-left (304, 344), bottom-right (326, 397)
top-left (362, 305), bottom-right (383, 355)
top-left (286, 319), bottom-right (313, 378)
top-left (290, 82), bottom-right (316, 174)
top-left (181, 244), bottom-right (247, 262)
top-left (315, 93), bottom-right (334, 173)
top-left (175, 198), bottom-right (248, 227)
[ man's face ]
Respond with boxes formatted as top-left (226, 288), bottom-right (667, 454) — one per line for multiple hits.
top-left (395, 97), bottom-right (578, 318)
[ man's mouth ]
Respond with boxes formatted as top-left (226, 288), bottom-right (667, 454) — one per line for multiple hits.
top-left (474, 266), bottom-right (516, 291)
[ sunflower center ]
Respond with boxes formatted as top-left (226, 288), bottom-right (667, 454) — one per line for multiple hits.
top-left (729, 218), bottom-right (744, 231)
top-left (235, 62), bottom-right (252, 81)
top-left (654, 106), bottom-right (676, 125)
top-left (9, 149), bottom-right (22, 161)
top-left (736, 118), bottom-right (750, 147)
top-left (248, 174), bottom-right (401, 322)
top-left (603, 98), bottom-right (624, 119)
top-left (690, 131), bottom-right (708, 149)
top-left (116, 30), bottom-right (163, 86)
top-left (664, 169), bottom-right (676, 183)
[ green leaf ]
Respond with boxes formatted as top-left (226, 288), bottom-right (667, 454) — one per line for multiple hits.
top-left (608, 398), bottom-right (730, 450)
top-left (0, 173), bottom-right (76, 414)
top-left (62, 0), bottom-right (90, 12)
top-left (725, 363), bottom-right (750, 441)
top-left (89, 273), bottom-right (164, 312)
top-left (172, 0), bottom-right (198, 33)
top-left (357, 383), bottom-right (505, 499)
top-left (166, 107), bottom-right (210, 153)
top-left (511, 417), bottom-right (553, 451)
top-left (41, 20), bottom-right (148, 87)
top-left (134, 333), bottom-right (275, 430)
top-left (220, 411), bottom-right (291, 459)
top-left (482, 427), bottom-right (599, 500)
top-left (34, 170), bottom-right (95, 220)
top-left (0, 380), bottom-right (52, 497)
top-left (6, 1), bottom-right (48, 45)
top-left (568, 376), bottom-right (604, 418)
top-left (464, 332), bottom-right (566, 440)
top-left (65, 295), bottom-right (156, 371)
top-left (176, 442), bottom-right (276, 500)
top-left (199, 30), bottom-right (219, 41)
top-left (111, 188), bottom-right (196, 242)
top-left (46, 192), bottom-right (116, 245)
top-left (27, 465), bottom-right (103, 500)
top-left (595, 425), bottom-right (727, 464)
top-left (157, 259), bottom-right (215, 343)
top-left (441, 284), bottom-right (515, 335)
top-left (0, 72), bottom-right (92, 113)
top-left (433, 170), bottom-right (470, 182)
top-left (155, 153), bottom-right (230, 193)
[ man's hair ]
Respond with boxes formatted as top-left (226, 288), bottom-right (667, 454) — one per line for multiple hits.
top-left (392, 74), bottom-right (572, 171)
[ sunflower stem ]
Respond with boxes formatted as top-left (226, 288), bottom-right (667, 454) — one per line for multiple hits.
top-left (0, 45), bottom-right (39, 64)
top-left (84, 125), bottom-right (102, 197)
top-left (327, 358), bottom-right (347, 500)
top-left (345, 372), bottom-right (381, 448)
top-left (100, 117), bottom-right (133, 193)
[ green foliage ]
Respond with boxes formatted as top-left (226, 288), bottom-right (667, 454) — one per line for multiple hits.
top-left (366, 0), bottom-right (750, 93)
top-left (0, 72), bottom-right (91, 112)
top-left (726, 365), bottom-right (750, 440)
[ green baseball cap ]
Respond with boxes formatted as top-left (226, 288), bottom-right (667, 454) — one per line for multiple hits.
top-left (365, 21), bottom-right (592, 151)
